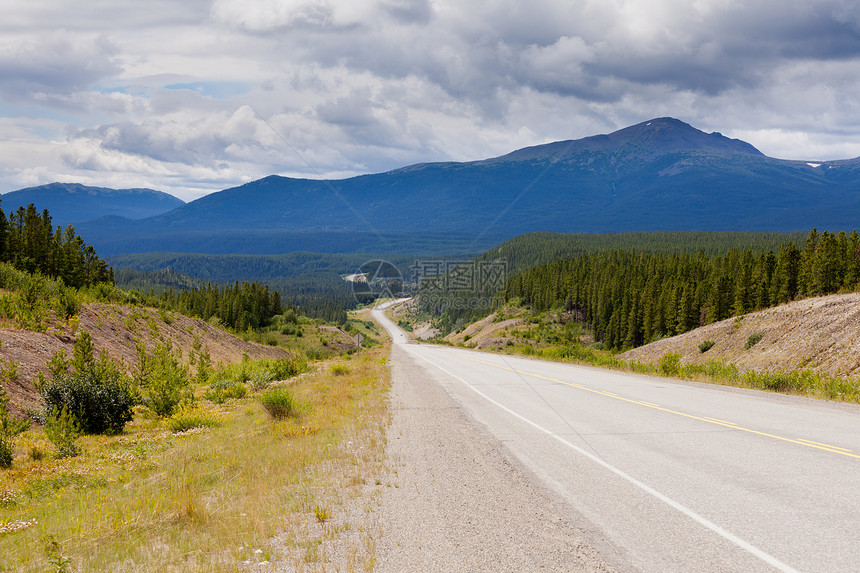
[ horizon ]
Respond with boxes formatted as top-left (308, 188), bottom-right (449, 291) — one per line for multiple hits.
top-left (3, 116), bottom-right (857, 202)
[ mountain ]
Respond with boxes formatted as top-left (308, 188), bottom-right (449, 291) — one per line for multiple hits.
top-left (1, 182), bottom-right (185, 227)
top-left (78, 117), bottom-right (860, 256)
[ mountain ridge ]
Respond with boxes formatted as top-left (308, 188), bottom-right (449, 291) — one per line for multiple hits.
top-left (25, 117), bottom-right (860, 255)
top-left (1, 182), bottom-right (184, 227)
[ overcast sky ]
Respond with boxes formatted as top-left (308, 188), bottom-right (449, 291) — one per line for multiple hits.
top-left (2, 0), bottom-right (860, 201)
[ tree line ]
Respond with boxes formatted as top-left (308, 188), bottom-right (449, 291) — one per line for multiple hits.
top-left (503, 229), bottom-right (860, 350)
top-left (0, 202), bottom-right (112, 287)
top-left (152, 281), bottom-right (287, 332)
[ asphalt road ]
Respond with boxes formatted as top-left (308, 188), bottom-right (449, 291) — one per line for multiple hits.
top-left (372, 303), bottom-right (860, 573)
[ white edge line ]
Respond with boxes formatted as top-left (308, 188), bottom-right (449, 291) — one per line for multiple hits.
top-left (406, 347), bottom-right (802, 573)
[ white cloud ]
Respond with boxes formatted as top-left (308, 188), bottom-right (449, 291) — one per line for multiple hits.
top-left (2, 0), bottom-right (860, 200)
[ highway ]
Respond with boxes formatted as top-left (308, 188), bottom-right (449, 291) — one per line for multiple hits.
top-left (372, 302), bottom-right (860, 572)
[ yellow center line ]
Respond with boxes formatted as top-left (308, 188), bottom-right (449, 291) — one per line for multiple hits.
top-left (463, 355), bottom-right (859, 460)
top-left (797, 439), bottom-right (853, 452)
top-left (703, 417), bottom-right (737, 426)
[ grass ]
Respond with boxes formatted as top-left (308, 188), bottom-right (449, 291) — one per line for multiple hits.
top-left (259, 387), bottom-right (299, 419)
top-left (744, 332), bottom-right (764, 350)
top-left (0, 347), bottom-right (391, 571)
top-left (166, 405), bottom-right (222, 433)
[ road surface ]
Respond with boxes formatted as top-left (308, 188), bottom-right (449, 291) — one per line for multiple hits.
top-left (372, 302), bottom-right (860, 572)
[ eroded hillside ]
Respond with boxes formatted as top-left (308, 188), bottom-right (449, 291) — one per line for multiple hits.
top-left (0, 303), bottom-right (293, 418)
top-left (619, 292), bottom-right (860, 377)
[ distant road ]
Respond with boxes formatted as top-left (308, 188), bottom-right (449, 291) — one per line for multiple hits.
top-left (372, 302), bottom-right (860, 572)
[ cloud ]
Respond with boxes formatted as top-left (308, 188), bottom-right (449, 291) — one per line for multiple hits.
top-left (3, 0), bottom-right (860, 200)
top-left (0, 32), bottom-right (121, 102)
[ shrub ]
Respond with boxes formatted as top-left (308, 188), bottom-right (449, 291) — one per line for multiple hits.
top-left (304, 347), bottom-right (325, 360)
top-left (659, 352), bottom-right (682, 376)
top-left (744, 332), bottom-right (764, 350)
top-left (41, 371), bottom-right (135, 435)
top-left (167, 406), bottom-right (220, 433)
top-left (698, 340), bottom-right (715, 353)
top-left (271, 357), bottom-right (307, 379)
top-left (44, 406), bottom-right (81, 458)
top-left (248, 368), bottom-right (275, 391)
top-left (204, 378), bottom-right (248, 404)
top-left (259, 387), bottom-right (298, 419)
top-left (135, 342), bottom-right (190, 417)
top-left (0, 434), bottom-right (12, 469)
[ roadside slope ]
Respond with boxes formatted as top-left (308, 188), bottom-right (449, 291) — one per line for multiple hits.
top-left (0, 303), bottom-right (292, 417)
top-left (619, 292), bottom-right (860, 377)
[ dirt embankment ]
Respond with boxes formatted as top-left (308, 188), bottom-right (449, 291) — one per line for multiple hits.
top-left (445, 313), bottom-right (524, 348)
top-left (0, 303), bottom-right (292, 418)
top-left (619, 292), bottom-right (860, 377)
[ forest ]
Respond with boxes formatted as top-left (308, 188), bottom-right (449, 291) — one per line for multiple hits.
top-left (141, 280), bottom-right (288, 333)
top-left (114, 268), bottom-right (349, 325)
top-left (503, 229), bottom-right (860, 349)
top-left (421, 230), bottom-right (806, 331)
top-left (0, 202), bottom-right (113, 287)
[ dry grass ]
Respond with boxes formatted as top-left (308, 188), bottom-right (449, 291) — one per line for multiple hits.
top-left (0, 347), bottom-right (391, 571)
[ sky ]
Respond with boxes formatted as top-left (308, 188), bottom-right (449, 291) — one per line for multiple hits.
top-left (2, 0), bottom-right (860, 202)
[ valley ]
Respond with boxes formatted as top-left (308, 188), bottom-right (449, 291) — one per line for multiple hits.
top-left (1, 116), bottom-right (859, 571)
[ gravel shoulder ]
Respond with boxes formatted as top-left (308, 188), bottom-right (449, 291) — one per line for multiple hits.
top-left (375, 344), bottom-right (622, 572)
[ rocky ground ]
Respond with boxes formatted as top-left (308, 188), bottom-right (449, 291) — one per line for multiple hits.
top-left (619, 292), bottom-right (860, 377)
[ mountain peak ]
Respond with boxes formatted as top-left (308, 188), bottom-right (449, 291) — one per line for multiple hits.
top-left (499, 117), bottom-right (763, 163)
top-left (608, 117), bottom-right (763, 156)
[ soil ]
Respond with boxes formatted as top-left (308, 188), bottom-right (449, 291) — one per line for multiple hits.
top-left (619, 292), bottom-right (860, 378)
top-left (0, 303), bottom-right (293, 419)
top-left (445, 314), bottom-right (524, 347)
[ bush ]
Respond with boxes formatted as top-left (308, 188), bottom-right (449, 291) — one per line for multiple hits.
top-left (204, 378), bottom-right (248, 404)
top-left (259, 387), bottom-right (299, 419)
top-left (41, 371), bottom-right (135, 435)
top-left (744, 332), bottom-right (764, 350)
top-left (271, 357), bottom-right (307, 379)
top-left (698, 340), bottom-right (715, 353)
top-left (135, 342), bottom-right (190, 417)
top-left (248, 368), bottom-right (275, 391)
top-left (41, 336), bottom-right (135, 436)
top-left (44, 406), bottom-right (81, 458)
top-left (304, 347), bottom-right (326, 360)
top-left (167, 406), bottom-right (220, 433)
top-left (659, 352), bottom-right (682, 376)
top-left (0, 433), bottom-right (12, 469)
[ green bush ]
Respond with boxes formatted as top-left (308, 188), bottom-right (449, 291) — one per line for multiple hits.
top-left (259, 387), bottom-right (299, 419)
top-left (271, 357), bottom-right (307, 379)
top-left (698, 340), bottom-right (715, 353)
top-left (304, 347), bottom-right (326, 360)
top-left (204, 378), bottom-right (248, 404)
top-left (167, 407), bottom-right (220, 433)
top-left (248, 368), bottom-right (275, 391)
top-left (41, 371), bottom-right (135, 435)
top-left (0, 434), bottom-right (12, 469)
top-left (744, 332), bottom-right (764, 350)
top-left (0, 386), bottom-right (29, 469)
top-left (135, 342), bottom-right (190, 417)
top-left (659, 352), bottom-right (682, 376)
top-left (44, 406), bottom-right (81, 458)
